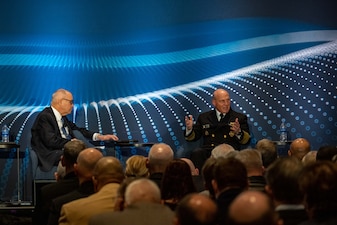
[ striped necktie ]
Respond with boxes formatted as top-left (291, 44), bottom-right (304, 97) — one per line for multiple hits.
top-left (61, 118), bottom-right (71, 140)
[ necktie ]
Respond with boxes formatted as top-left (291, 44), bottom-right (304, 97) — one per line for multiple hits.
top-left (61, 118), bottom-right (71, 140)
top-left (219, 113), bottom-right (224, 122)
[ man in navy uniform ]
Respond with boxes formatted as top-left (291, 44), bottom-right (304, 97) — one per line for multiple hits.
top-left (184, 88), bottom-right (250, 169)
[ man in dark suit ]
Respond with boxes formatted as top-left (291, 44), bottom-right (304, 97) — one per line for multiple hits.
top-left (47, 148), bottom-right (103, 225)
top-left (185, 88), bottom-right (250, 169)
top-left (31, 88), bottom-right (119, 172)
top-left (89, 178), bottom-right (175, 225)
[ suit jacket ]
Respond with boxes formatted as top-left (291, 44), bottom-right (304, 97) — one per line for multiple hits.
top-left (185, 108), bottom-right (250, 150)
top-left (31, 107), bottom-right (95, 171)
top-left (89, 202), bottom-right (175, 225)
top-left (47, 180), bottom-right (95, 225)
top-left (33, 172), bottom-right (79, 225)
top-left (59, 183), bottom-right (120, 225)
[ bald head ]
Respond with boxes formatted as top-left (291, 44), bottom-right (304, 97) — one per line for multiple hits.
top-left (212, 89), bottom-right (231, 114)
top-left (93, 157), bottom-right (125, 191)
top-left (124, 178), bottom-right (161, 206)
top-left (175, 193), bottom-right (218, 225)
top-left (288, 138), bottom-right (311, 160)
top-left (51, 89), bottom-right (74, 116)
top-left (228, 191), bottom-right (279, 225)
top-left (75, 148), bottom-right (103, 182)
top-left (147, 143), bottom-right (174, 173)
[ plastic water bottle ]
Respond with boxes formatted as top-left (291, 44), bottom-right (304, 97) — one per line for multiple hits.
top-left (279, 121), bottom-right (287, 143)
top-left (2, 124), bottom-right (9, 142)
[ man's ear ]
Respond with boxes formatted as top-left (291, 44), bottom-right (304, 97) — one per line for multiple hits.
top-left (172, 217), bottom-right (180, 225)
top-left (211, 179), bottom-right (218, 194)
top-left (265, 184), bottom-right (273, 196)
top-left (146, 158), bottom-right (150, 168)
top-left (60, 155), bottom-right (65, 167)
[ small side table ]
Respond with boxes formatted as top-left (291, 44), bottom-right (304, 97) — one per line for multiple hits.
top-left (273, 141), bottom-right (293, 157)
top-left (0, 142), bottom-right (21, 204)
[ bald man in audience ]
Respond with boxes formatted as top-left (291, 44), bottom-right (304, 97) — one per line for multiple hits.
top-left (174, 193), bottom-right (218, 225)
top-left (227, 190), bottom-right (282, 225)
top-left (288, 138), bottom-right (311, 161)
top-left (89, 178), bottom-right (174, 225)
top-left (59, 157), bottom-right (125, 225)
top-left (146, 143), bottom-right (174, 187)
top-left (48, 148), bottom-right (103, 225)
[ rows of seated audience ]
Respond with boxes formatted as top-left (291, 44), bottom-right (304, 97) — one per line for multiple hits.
top-left (31, 138), bottom-right (337, 225)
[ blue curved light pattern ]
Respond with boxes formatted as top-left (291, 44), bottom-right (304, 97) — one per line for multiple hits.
top-left (0, 30), bottom-right (336, 68)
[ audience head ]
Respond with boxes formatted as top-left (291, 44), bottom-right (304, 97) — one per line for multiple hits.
top-left (161, 159), bottom-right (196, 201)
top-left (201, 157), bottom-right (217, 199)
top-left (147, 143), bottom-right (174, 174)
top-left (302, 150), bottom-right (317, 165)
top-left (51, 88), bottom-right (74, 116)
top-left (255, 139), bottom-right (278, 168)
top-left (181, 158), bottom-right (199, 176)
top-left (211, 143), bottom-right (235, 159)
top-left (316, 145), bottom-right (337, 161)
top-left (74, 148), bottom-right (103, 182)
top-left (299, 161), bottom-right (337, 221)
top-left (92, 156), bottom-right (125, 192)
top-left (125, 155), bottom-right (149, 178)
top-left (174, 193), bottom-right (218, 225)
top-left (54, 161), bottom-right (66, 181)
top-left (114, 177), bottom-right (137, 211)
top-left (234, 149), bottom-right (264, 176)
top-left (227, 190), bottom-right (281, 225)
top-left (265, 157), bottom-right (304, 205)
top-left (288, 138), bottom-right (311, 160)
top-left (61, 139), bottom-right (86, 170)
top-left (211, 157), bottom-right (248, 198)
top-left (124, 178), bottom-right (161, 206)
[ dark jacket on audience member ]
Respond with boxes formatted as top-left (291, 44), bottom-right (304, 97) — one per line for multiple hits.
top-left (33, 172), bottom-right (79, 225)
top-left (47, 180), bottom-right (95, 225)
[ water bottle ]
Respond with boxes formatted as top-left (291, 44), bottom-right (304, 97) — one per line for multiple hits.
top-left (2, 124), bottom-right (9, 142)
top-left (279, 121), bottom-right (287, 143)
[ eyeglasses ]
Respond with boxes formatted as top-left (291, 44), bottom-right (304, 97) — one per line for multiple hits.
top-left (62, 98), bottom-right (74, 104)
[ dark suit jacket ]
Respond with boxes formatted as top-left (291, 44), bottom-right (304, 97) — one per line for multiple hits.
top-left (32, 172), bottom-right (79, 225)
top-left (89, 202), bottom-right (175, 225)
top-left (48, 180), bottom-right (95, 225)
top-left (31, 107), bottom-right (95, 171)
top-left (185, 108), bottom-right (250, 150)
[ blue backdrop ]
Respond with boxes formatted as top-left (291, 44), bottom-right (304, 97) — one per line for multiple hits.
top-left (0, 0), bottom-right (336, 201)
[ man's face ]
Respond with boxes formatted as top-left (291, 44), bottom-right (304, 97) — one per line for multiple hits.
top-left (59, 93), bottom-right (74, 116)
top-left (212, 91), bottom-right (231, 114)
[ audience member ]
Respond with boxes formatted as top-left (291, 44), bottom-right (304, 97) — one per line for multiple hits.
top-left (200, 157), bottom-right (217, 199)
top-left (227, 190), bottom-right (282, 225)
top-left (302, 150), bottom-right (317, 165)
top-left (211, 143), bottom-right (235, 159)
top-left (235, 149), bottom-right (266, 192)
top-left (161, 159), bottom-right (197, 210)
top-left (114, 177), bottom-right (138, 211)
top-left (33, 139), bottom-right (86, 225)
top-left (265, 157), bottom-right (308, 225)
top-left (288, 138), bottom-right (311, 161)
top-left (89, 178), bottom-right (174, 225)
top-left (255, 138), bottom-right (278, 168)
top-left (125, 155), bottom-right (149, 178)
top-left (31, 88), bottom-right (118, 172)
top-left (212, 157), bottom-right (248, 225)
top-left (146, 143), bottom-right (174, 187)
top-left (174, 193), bottom-right (218, 225)
top-left (54, 161), bottom-right (66, 181)
top-left (299, 161), bottom-right (337, 224)
top-left (47, 148), bottom-right (103, 225)
top-left (181, 157), bottom-right (205, 192)
top-left (59, 156), bottom-right (125, 225)
top-left (184, 88), bottom-right (250, 170)
top-left (316, 145), bottom-right (337, 161)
